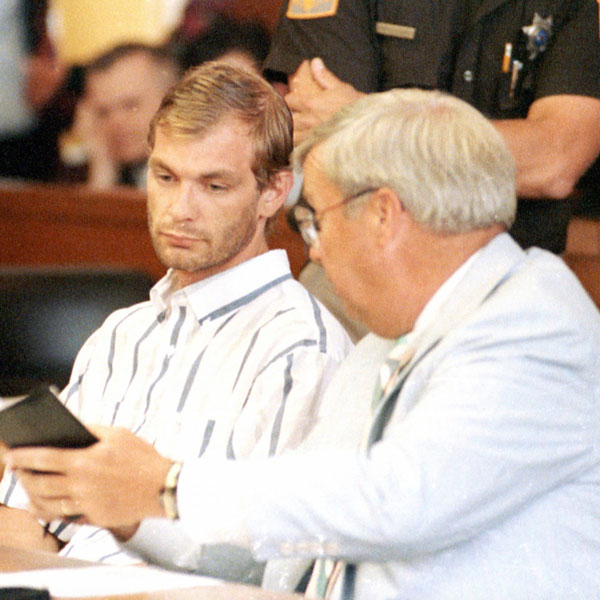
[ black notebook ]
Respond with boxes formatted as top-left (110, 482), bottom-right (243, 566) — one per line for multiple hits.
top-left (0, 386), bottom-right (97, 449)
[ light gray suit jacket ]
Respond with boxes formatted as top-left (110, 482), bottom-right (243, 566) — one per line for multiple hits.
top-left (244, 233), bottom-right (600, 598)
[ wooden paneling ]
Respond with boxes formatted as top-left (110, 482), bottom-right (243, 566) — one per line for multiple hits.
top-left (2, 182), bottom-right (597, 306)
top-left (564, 217), bottom-right (600, 308)
top-left (566, 217), bottom-right (600, 256)
top-left (0, 182), bottom-right (306, 281)
top-left (0, 183), bottom-right (164, 280)
top-left (563, 253), bottom-right (600, 308)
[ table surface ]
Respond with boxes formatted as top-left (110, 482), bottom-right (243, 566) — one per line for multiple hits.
top-left (0, 546), bottom-right (302, 600)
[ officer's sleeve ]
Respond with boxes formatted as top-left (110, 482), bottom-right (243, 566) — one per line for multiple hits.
top-left (535, 0), bottom-right (600, 100)
top-left (264, 0), bottom-right (380, 93)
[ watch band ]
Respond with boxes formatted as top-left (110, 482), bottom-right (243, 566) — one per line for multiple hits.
top-left (159, 461), bottom-right (182, 520)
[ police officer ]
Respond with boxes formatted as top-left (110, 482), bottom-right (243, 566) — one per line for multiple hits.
top-left (264, 0), bottom-right (600, 254)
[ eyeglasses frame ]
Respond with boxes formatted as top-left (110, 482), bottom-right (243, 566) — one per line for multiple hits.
top-left (292, 187), bottom-right (378, 249)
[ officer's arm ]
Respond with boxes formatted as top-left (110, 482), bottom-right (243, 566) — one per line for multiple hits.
top-left (493, 94), bottom-right (600, 199)
top-left (284, 59), bottom-right (364, 145)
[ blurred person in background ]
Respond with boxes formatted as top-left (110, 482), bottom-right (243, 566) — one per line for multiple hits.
top-left (61, 43), bottom-right (181, 189)
top-left (174, 15), bottom-right (270, 75)
top-left (0, 0), bottom-right (75, 181)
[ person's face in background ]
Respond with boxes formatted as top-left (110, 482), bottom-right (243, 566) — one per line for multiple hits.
top-left (86, 51), bottom-right (176, 166)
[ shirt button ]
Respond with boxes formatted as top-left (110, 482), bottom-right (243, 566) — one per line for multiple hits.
top-left (463, 70), bottom-right (474, 83)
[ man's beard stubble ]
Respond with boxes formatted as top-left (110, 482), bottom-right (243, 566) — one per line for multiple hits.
top-left (147, 201), bottom-right (259, 276)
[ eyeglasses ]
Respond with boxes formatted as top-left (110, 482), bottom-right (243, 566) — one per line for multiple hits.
top-left (291, 188), bottom-right (377, 249)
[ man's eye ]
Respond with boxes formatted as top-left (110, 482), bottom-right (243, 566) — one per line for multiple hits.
top-left (155, 172), bottom-right (174, 182)
top-left (208, 183), bottom-right (227, 192)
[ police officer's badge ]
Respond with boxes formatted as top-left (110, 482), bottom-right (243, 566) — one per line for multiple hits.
top-left (287, 0), bottom-right (339, 19)
top-left (522, 13), bottom-right (553, 59)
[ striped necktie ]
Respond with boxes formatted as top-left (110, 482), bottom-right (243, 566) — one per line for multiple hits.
top-left (304, 558), bottom-right (343, 599)
top-left (372, 333), bottom-right (415, 411)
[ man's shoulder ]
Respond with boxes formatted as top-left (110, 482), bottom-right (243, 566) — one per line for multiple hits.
top-left (498, 247), bottom-right (597, 316)
top-left (91, 298), bottom-right (155, 333)
top-left (453, 245), bottom-right (600, 354)
top-left (421, 237), bottom-right (600, 359)
top-left (261, 276), bottom-right (354, 355)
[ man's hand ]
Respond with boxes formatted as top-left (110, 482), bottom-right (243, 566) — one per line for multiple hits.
top-left (0, 505), bottom-right (60, 552)
top-left (70, 98), bottom-right (120, 188)
top-left (286, 58), bottom-right (364, 145)
top-left (3, 426), bottom-right (173, 530)
top-left (24, 52), bottom-right (68, 111)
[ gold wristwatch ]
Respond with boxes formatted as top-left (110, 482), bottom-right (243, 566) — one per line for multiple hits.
top-left (159, 461), bottom-right (182, 520)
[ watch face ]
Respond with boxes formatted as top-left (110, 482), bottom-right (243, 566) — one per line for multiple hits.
top-left (160, 461), bottom-right (182, 520)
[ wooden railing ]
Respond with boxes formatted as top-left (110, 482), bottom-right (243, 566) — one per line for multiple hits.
top-left (1, 181), bottom-right (597, 307)
top-left (564, 217), bottom-right (600, 308)
top-left (0, 182), bottom-right (307, 281)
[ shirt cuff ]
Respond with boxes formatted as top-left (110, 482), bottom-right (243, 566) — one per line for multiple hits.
top-left (177, 459), bottom-right (252, 547)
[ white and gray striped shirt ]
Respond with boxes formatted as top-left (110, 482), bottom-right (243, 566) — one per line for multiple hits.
top-left (0, 249), bottom-right (352, 565)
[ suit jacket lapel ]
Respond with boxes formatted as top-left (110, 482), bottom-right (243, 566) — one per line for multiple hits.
top-left (367, 234), bottom-right (525, 449)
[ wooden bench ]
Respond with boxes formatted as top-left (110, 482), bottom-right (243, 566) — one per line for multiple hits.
top-left (1, 182), bottom-right (597, 307)
top-left (0, 182), bottom-right (307, 281)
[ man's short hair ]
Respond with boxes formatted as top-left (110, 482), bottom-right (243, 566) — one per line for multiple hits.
top-left (85, 42), bottom-right (179, 76)
top-left (294, 88), bottom-right (517, 233)
top-left (148, 61), bottom-right (293, 190)
top-left (176, 16), bottom-right (270, 72)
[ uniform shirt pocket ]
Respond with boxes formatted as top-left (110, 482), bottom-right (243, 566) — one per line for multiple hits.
top-left (377, 1), bottom-right (468, 90)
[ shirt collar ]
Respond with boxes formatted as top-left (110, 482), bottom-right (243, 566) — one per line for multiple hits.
top-left (387, 249), bottom-right (481, 361)
top-left (412, 248), bottom-right (482, 337)
top-left (150, 249), bottom-right (292, 322)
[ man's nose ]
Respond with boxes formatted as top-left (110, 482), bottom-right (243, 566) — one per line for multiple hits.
top-left (168, 182), bottom-right (201, 220)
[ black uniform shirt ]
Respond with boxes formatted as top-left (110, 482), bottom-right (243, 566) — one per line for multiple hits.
top-left (265, 0), bottom-right (600, 252)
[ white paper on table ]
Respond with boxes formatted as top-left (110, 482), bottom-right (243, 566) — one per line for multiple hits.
top-left (0, 564), bottom-right (223, 597)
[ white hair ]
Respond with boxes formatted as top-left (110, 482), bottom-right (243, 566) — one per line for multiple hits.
top-left (293, 88), bottom-right (516, 233)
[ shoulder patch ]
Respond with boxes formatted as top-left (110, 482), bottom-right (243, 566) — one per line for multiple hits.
top-left (286, 0), bottom-right (339, 19)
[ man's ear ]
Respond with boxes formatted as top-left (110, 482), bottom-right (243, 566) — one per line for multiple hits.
top-left (367, 187), bottom-right (404, 246)
top-left (258, 169), bottom-right (295, 218)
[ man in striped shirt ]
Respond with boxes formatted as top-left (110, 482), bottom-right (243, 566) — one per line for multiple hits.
top-left (0, 61), bottom-right (352, 582)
